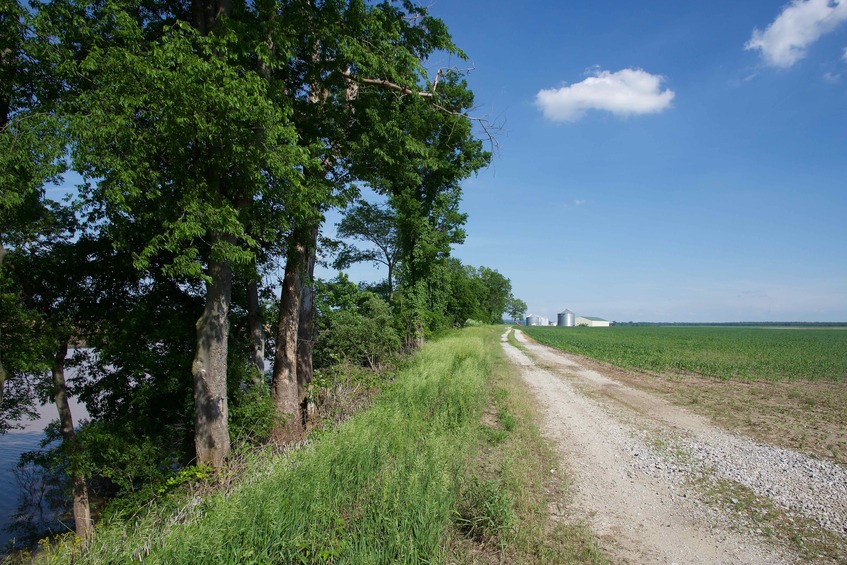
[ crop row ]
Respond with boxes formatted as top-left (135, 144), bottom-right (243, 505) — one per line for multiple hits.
top-left (520, 326), bottom-right (847, 382)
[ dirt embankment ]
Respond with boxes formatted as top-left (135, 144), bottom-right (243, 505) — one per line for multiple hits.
top-left (502, 328), bottom-right (847, 564)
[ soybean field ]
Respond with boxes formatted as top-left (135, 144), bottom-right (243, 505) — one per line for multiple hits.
top-left (520, 326), bottom-right (847, 382)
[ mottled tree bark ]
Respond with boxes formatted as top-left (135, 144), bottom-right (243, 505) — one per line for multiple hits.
top-left (192, 252), bottom-right (232, 467)
top-left (52, 341), bottom-right (92, 540)
top-left (271, 228), bottom-right (306, 436)
top-left (246, 279), bottom-right (265, 386)
top-left (296, 226), bottom-right (318, 425)
top-left (187, 0), bottom-right (237, 466)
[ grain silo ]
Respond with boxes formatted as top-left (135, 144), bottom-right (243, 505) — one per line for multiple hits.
top-left (557, 309), bottom-right (575, 327)
top-left (526, 314), bottom-right (542, 326)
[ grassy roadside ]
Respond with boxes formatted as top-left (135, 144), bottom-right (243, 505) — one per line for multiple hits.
top-left (25, 327), bottom-right (602, 564)
top-left (449, 328), bottom-right (604, 563)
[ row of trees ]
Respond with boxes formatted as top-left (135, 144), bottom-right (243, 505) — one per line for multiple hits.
top-left (1, 0), bottom-right (522, 543)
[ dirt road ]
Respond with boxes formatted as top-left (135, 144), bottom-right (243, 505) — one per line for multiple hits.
top-left (502, 328), bottom-right (847, 564)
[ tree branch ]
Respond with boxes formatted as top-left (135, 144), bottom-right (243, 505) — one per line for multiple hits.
top-left (340, 71), bottom-right (433, 98)
top-left (340, 66), bottom-right (501, 153)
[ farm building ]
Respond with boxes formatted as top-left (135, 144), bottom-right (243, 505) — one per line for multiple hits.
top-left (557, 309), bottom-right (575, 327)
top-left (525, 314), bottom-right (549, 326)
top-left (576, 316), bottom-right (610, 327)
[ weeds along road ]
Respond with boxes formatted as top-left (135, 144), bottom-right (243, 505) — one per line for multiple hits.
top-left (501, 328), bottom-right (847, 564)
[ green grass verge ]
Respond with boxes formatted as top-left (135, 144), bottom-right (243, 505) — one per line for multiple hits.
top-left (453, 327), bottom-right (604, 563)
top-left (25, 326), bottom-right (603, 564)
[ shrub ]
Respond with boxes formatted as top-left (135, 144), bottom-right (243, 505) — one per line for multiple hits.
top-left (318, 292), bottom-right (400, 369)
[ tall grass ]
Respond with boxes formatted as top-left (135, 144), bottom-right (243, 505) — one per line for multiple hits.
top-left (33, 329), bottom-right (494, 564)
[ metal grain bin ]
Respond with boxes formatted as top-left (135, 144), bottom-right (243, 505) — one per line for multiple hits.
top-left (558, 309), bottom-right (575, 327)
top-left (526, 314), bottom-right (542, 326)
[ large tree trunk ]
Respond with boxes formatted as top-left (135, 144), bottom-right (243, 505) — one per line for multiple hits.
top-left (296, 226), bottom-right (318, 426)
top-left (246, 279), bottom-right (265, 386)
top-left (0, 238), bottom-right (6, 405)
top-left (192, 0), bottom-right (231, 35)
top-left (192, 250), bottom-right (232, 467)
top-left (271, 228), bottom-right (306, 436)
top-left (52, 341), bottom-right (92, 540)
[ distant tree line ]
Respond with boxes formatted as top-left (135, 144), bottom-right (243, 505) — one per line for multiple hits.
top-left (0, 0), bottom-right (523, 544)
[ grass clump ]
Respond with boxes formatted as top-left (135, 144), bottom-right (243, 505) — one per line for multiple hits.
top-left (454, 475), bottom-right (514, 543)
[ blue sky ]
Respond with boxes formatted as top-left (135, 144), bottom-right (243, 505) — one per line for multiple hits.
top-left (410, 0), bottom-right (847, 323)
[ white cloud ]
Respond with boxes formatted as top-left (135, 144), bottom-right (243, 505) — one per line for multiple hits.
top-left (843, 46), bottom-right (847, 61)
top-left (746, 0), bottom-right (847, 68)
top-left (535, 68), bottom-right (675, 123)
top-left (573, 199), bottom-right (586, 206)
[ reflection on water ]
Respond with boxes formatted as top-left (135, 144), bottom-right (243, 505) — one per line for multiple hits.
top-left (0, 431), bottom-right (49, 548)
top-left (0, 396), bottom-right (88, 550)
top-left (1, 349), bottom-right (91, 550)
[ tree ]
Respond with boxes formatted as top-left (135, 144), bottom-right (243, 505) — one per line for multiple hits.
top-left (478, 267), bottom-right (512, 324)
top-left (44, 0), bottom-right (305, 466)
top-left (352, 72), bottom-right (490, 344)
top-left (334, 201), bottom-right (400, 300)
top-left (269, 0), bottom-right (490, 432)
top-left (0, 1), bottom-right (97, 537)
top-left (0, 0), bottom-right (496, 543)
top-left (1, 0), bottom-right (65, 418)
top-left (3, 200), bottom-right (97, 538)
top-left (507, 297), bottom-right (527, 324)
top-left (8, 0), bottom-right (491, 506)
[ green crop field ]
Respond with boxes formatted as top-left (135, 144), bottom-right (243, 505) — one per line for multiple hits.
top-left (520, 326), bottom-right (847, 382)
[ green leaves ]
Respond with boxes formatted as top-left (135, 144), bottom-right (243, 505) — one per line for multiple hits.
top-left (65, 12), bottom-right (304, 280)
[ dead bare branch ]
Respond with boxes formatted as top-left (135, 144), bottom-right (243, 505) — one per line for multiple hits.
top-left (339, 67), bottom-right (500, 153)
top-left (340, 71), bottom-right (434, 99)
top-left (432, 102), bottom-right (502, 153)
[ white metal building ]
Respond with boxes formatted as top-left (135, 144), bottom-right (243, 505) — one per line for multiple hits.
top-left (575, 316), bottom-right (611, 327)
